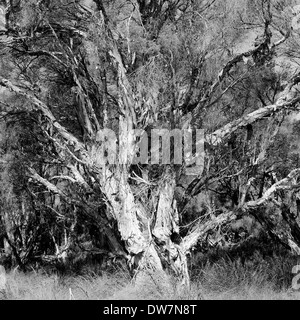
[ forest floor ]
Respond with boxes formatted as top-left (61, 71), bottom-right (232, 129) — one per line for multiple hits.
top-left (2, 266), bottom-right (300, 300)
top-left (2, 239), bottom-right (300, 300)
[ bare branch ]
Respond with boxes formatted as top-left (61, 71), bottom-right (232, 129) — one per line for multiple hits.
top-left (242, 168), bottom-right (300, 211)
top-left (0, 77), bottom-right (87, 156)
top-left (181, 211), bottom-right (236, 253)
top-left (208, 81), bottom-right (300, 145)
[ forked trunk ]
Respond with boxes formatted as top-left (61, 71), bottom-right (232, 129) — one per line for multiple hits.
top-left (94, 119), bottom-right (189, 287)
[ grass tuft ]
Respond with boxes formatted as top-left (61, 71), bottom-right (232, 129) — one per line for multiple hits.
top-left (1, 239), bottom-right (300, 300)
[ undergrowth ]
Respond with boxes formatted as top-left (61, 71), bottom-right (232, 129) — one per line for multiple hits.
top-left (1, 235), bottom-right (300, 300)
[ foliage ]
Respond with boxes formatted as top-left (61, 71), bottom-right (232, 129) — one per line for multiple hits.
top-left (0, 0), bottom-right (300, 293)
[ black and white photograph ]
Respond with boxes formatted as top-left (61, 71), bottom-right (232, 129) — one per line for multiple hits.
top-left (0, 0), bottom-right (300, 302)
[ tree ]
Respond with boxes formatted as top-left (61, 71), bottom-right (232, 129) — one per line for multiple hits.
top-left (0, 0), bottom-right (300, 289)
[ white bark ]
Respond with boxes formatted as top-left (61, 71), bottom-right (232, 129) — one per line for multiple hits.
top-left (208, 88), bottom-right (300, 145)
top-left (242, 169), bottom-right (300, 212)
top-left (0, 0), bottom-right (298, 286)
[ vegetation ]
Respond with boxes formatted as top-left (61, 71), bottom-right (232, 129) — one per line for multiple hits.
top-left (1, 0), bottom-right (300, 299)
top-left (2, 239), bottom-right (300, 300)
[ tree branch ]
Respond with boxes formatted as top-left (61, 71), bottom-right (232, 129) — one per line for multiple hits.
top-left (0, 77), bottom-right (88, 157)
top-left (208, 80), bottom-right (300, 145)
top-left (242, 168), bottom-right (300, 211)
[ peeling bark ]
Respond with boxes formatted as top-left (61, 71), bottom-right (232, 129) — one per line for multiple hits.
top-left (0, 0), bottom-right (300, 289)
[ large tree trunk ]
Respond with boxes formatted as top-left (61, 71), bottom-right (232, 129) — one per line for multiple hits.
top-left (93, 114), bottom-right (189, 285)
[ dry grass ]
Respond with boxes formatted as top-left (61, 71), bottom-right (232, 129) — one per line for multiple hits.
top-left (189, 244), bottom-right (300, 300)
top-left (3, 268), bottom-right (131, 300)
top-left (1, 244), bottom-right (300, 300)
